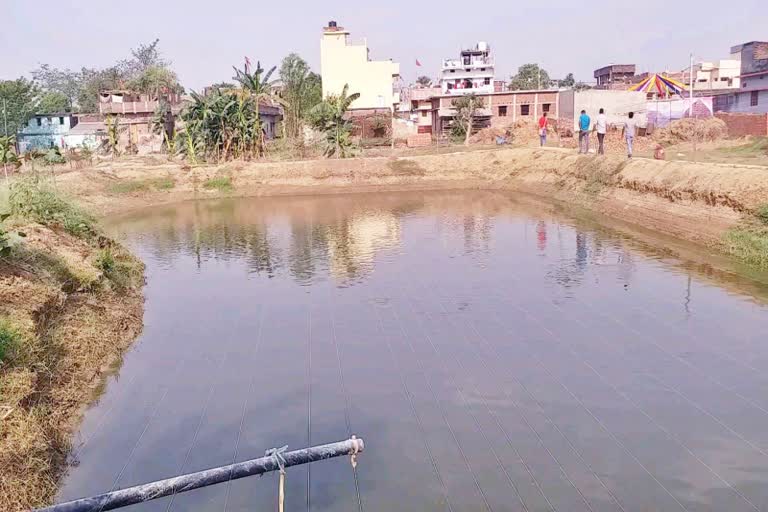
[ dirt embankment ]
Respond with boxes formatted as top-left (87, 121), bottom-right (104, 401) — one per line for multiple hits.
top-left (0, 223), bottom-right (144, 511)
top-left (56, 148), bottom-right (768, 250)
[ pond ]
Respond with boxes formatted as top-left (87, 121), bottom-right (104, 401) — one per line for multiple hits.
top-left (58, 191), bottom-right (768, 511)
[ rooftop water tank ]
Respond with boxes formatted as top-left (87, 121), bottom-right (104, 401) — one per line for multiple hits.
top-left (476, 41), bottom-right (489, 52)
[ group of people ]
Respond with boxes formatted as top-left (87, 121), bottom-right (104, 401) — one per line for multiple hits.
top-left (537, 109), bottom-right (637, 158)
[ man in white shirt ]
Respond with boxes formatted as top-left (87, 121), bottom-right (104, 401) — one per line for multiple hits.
top-left (621, 112), bottom-right (637, 159)
top-left (594, 108), bottom-right (607, 155)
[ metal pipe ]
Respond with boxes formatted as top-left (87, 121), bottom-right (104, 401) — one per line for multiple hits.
top-left (35, 437), bottom-right (364, 512)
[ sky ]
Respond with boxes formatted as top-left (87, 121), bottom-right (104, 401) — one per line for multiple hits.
top-left (2, 0), bottom-right (766, 91)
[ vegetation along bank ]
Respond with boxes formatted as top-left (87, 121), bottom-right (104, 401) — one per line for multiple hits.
top-left (0, 177), bottom-right (144, 511)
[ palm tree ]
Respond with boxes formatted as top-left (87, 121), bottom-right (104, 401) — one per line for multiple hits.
top-left (309, 84), bottom-right (360, 158)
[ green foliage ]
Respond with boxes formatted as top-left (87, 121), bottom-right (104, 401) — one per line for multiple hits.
top-left (719, 137), bottom-right (768, 156)
top-left (451, 94), bottom-right (485, 145)
top-left (37, 91), bottom-right (71, 113)
top-left (9, 177), bottom-right (96, 238)
top-left (279, 53), bottom-right (323, 139)
top-left (725, 227), bottom-right (768, 269)
top-left (43, 147), bottom-right (66, 165)
top-left (309, 84), bottom-right (360, 158)
top-left (203, 176), bottom-right (233, 192)
top-left (95, 247), bottom-right (116, 273)
top-left (0, 318), bottom-right (22, 362)
top-left (1, 136), bottom-right (22, 171)
top-left (0, 78), bottom-right (38, 135)
top-left (105, 115), bottom-right (120, 156)
top-left (32, 39), bottom-right (179, 113)
top-left (509, 63), bottom-right (550, 91)
top-left (416, 76), bottom-right (433, 87)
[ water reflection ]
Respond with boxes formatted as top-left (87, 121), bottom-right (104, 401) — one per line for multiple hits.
top-left (58, 190), bottom-right (768, 512)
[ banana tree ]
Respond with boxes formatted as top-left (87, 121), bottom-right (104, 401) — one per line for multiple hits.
top-left (0, 136), bottom-right (21, 183)
top-left (309, 84), bottom-right (360, 158)
top-left (232, 61), bottom-right (279, 156)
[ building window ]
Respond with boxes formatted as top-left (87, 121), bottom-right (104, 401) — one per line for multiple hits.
top-left (480, 68), bottom-right (486, 72)
top-left (542, 103), bottom-right (551, 113)
top-left (36, 118), bottom-right (42, 127)
top-left (499, 106), bottom-right (507, 117)
top-left (421, 110), bottom-right (427, 117)
top-left (484, 78), bottom-right (491, 85)
top-left (447, 83), bottom-right (453, 90)
top-left (450, 69), bottom-right (455, 73)
top-left (59, 116), bottom-right (64, 125)
top-left (521, 104), bottom-right (530, 116)
top-left (752, 91), bottom-right (759, 107)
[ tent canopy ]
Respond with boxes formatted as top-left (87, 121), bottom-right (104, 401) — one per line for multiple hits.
top-left (629, 74), bottom-right (687, 96)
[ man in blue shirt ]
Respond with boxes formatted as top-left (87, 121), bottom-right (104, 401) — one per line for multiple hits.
top-left (578, 110), bottom-right (591, 154)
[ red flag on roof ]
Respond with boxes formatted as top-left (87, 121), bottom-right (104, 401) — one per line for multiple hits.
top-left (416, 59), bottom-right (422, 67)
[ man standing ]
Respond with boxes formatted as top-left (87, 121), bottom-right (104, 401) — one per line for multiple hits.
top-left (594, 108), bottom-right (607, 155)
top-left (578, 110), bottom-right (591, 154)
top-left (622, 111), bottom-right (637, 158)
top-left (538, 111), bottom-right (548, 147)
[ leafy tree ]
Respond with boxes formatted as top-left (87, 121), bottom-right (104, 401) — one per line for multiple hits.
top-left (121, 39), bottom-right (169, 77)
top-left (128, 65), bottom-right (182, 97)
top-left (309, 84), bottom-right (360, 158)
top-left (0, 78), bottom-right (38, 135)
top-left (37, 91), bottom-right (71, 113)
top-left (279, 53), bottom-right (322, 139)
top-left (558, 73), bottom-right (575, 88)
top-left (31, 65), bottom-right (81, 110)
top-left (509, 63), bottom-right (550, 91)
top-left (233, 61), bottom-right (279, 155)
top-left (451, 94), bottom-right (485, 146)
top-left (416, 76), bottom-right (433, 87)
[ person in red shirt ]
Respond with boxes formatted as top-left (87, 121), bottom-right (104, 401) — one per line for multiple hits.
top-left (538, 112), bottom-right (548, 147)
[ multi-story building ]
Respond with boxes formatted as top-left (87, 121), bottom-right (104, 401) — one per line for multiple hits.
top-left (319, 21), bottom-right (400, 112)
top-left (439, 43), bottom-right (495, 95)
top-left (594, 64), bottom-right (636, 89)
top-left (683, 59), bottom-right (741, 90)
top-left (16, 113), bottom-right (77, 152)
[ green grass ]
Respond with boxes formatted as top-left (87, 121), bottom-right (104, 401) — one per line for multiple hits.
top-left (755, 203), bottom-right (768, 225)
top-left (0, 318), bottom-right (22, 363)
top-left (724, 227), bottom-right (768, 269)
top-left (718, 137), bottom-right (768, 156)
top-left (9, 177), bottom-right (96, 239)
top-left (202, 176), bottom-right (234, 192)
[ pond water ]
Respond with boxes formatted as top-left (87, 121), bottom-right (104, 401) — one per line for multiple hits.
top-left (58, 191), bottom-right (768, 512)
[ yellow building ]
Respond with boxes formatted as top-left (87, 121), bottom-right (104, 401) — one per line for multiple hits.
top-left (320, 21), bottom-right (400, 111)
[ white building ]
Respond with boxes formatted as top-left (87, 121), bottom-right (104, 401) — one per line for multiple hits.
top-left (439, 42), bottom-right (495, 96)
top-left (684, 58), bottom-right (741, 90)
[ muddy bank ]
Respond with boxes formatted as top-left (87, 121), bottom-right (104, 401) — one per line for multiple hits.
top-left (57, 148), bottom-right (768, 250)
top-left (0, 223), bottom-right (144, 511)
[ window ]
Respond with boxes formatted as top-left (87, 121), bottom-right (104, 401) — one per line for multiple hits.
top-left (450, 69), bottom-right (455, 73)
top-left (542, 103), bottom-right (551, 113)
top-left (421, 110), bottom-right (427, 117)
top-left (521, 104), bottom-right (530, 116)
top-left (752, 91), bottom-right (759, 107)
top-left (484, 77), bottom-right (491, 85)
top-left (447, 83), bottom-right (454, 90)
top-left (480, 68), bottom-right (486, 72)
top-left (36, 118), bottom-right (42, 127)
top-left (47, 117), bottom-right (52, 124)
top-left (59, 116), bottom-right (64, 125)
top-left (720, 77), bottom-right (729, 81)
top-left (498, 106), bottom-right (508, 117)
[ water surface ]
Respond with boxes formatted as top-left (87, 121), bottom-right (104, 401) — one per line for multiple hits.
top-left (59, 191), bottom-right (768, 511)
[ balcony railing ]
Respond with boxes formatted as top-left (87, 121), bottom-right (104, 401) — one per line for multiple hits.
top-left (442, 58), bottom-right (494, 69)
top-left (99, 101), bottom-right (160, 115)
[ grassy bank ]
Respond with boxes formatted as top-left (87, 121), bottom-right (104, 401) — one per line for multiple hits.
top-left (0, 177), bottom-right (144, 511)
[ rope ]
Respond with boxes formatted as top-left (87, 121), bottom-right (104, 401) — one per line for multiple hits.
top-left (266, 445), bottom-right (288, 512)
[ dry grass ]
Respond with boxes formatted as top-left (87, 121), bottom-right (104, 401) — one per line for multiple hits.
top-left (0, 222), bottom-right (144, 511)
top-left (387, 158), bottom-right (427, 176)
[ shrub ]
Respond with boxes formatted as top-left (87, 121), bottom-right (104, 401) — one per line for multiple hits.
top-left (755, 204), bottom-right (768, 225)
top-left (9, 177), bottom-right (96, 238)
top-left (95, 247), bottom-right (116, 273)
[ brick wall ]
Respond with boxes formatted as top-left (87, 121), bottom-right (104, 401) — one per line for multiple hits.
top-left (407, 133), bottom-right (432, 147)
top-left (715, 112), bottom-right (768, 137)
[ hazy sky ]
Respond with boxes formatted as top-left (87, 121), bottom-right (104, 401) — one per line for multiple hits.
top-left (2, 0), bottom-right (765, 91)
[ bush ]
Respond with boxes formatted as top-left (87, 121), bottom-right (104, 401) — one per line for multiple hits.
top-left (9, 178), bottom-right (96, 238)
top-left (755, 203), bottom-right (768, 225)
top-left (0, 318), bottom-right (21, 362)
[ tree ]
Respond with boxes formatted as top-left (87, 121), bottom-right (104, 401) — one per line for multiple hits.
top-left (233, 61), bottom-right (279, 155)
top-left (128, 66), bottom-right (182, 97)
top-left (509, 64), bottom-right (550, 91)
top-left (279, 53), bottom-right (322, 139)
top-left (1, 136), bottom-right (22, 182)
top-left (31, 65), bottom-right (81, 110)
top-left (37, 91), bottom-right (71, 113)
top-left (416, 76), bottom-right (433, 87)
top-left (558, 73), bottom-right (575, 88)
top-left (309, 84), bottom-right (360, 158)
top-left (0, 78), bottom-right (38, 136)
top-left (451, 94), bottom-right (485, 146)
